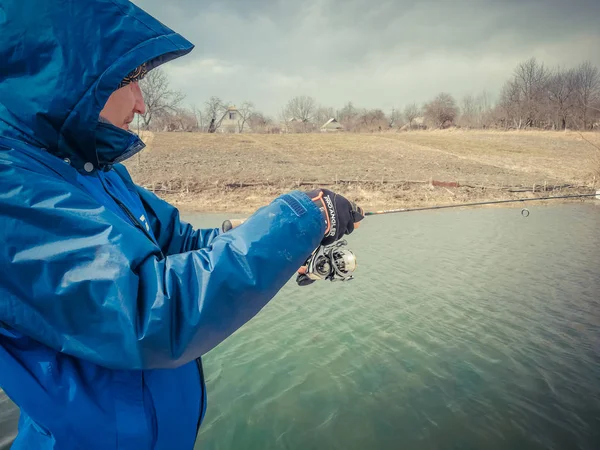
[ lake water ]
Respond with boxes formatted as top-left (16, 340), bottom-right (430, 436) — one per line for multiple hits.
top-left (0, 395), bottom-right (17, 450)
top-left (2, 203), bottom-right (599, 449)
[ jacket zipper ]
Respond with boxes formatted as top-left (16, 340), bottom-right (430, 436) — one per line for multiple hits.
top-left (111, 195), bottom-right (157, 244)
top-left (97, 175), bottom-right (161, 251)
top-left (99, 172), bottom-right (202, 440)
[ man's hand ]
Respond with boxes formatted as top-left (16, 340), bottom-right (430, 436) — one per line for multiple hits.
top-left (306, 188), bottom-right (364, 245)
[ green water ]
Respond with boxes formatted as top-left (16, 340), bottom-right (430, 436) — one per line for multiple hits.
top-left (190, 204), bottom-right (600, 450)
top-left (1, 204), bottom-right (599, 449)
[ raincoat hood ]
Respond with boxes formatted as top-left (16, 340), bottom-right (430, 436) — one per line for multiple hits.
top-left (0, 0), bottom-right (193, 170)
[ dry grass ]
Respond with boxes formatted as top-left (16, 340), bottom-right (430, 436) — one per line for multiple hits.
top-left (124, 130), bottom-right (599, 213)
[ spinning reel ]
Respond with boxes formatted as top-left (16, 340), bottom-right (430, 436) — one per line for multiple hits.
top-left (221, 218), bottom-right (358, 287)
top-left (296, 240), bottom-right (357, 286)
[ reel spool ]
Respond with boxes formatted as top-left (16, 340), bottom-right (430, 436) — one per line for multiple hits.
top-left (296, 240), bottom-right (357, 286)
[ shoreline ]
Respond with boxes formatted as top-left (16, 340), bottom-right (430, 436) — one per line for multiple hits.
top-left (124, 130), bottom-right (600, 215)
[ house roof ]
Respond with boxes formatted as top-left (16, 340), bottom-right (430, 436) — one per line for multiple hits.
top-left (321, 118), bottom-right (343, 129)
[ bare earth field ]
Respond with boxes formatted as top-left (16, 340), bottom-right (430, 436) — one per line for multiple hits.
top-left (124, 130), bottom-right (600, 214)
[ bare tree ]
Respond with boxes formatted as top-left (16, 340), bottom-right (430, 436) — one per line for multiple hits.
top-left (204, 96), bottom-right (227, 133)
top-left (423, 93), bottom-right (459, 128)
top-left (236, 101), bottom-right (255, 133)
top-left (285, 95), bottom-right (316, 130)
top-left (337, 102), bottom-right (359, 131)
top-left (458, 91), bottom-right (494, 129)
top-left (151, 108), bottom-right (194, 132)
top-left (173, 109), bottom-right (198, 132)
top-left (574, 61), bottom-right (600, 129)
top-left (337, 102), bottom-right (357, 121)
top-left (513, 57), bottom-right (550, 128)
top-left (277, 107), bottom-right (290, 124)
top-left (497, 79), bottom-right (523, 129)
top-left (459, 94), bottom-right (477, 128)
top-left (190, 104), bottom-right (204, 131)
top-left (389, 108), bottom-right (403, 129)
top-left (358, 109), bottom-right (388, 131)
top-left (547, 67), bottom-right (578, 130)
top-left (139, 68), bottom-right (185, 129)
top-left (403, 103), bottom-right (420, 128)
top-left (315, 106), bottom-right (336, 128)
top-left (474, 90), bottom-right (494, 128)
top-left (493, 59), bottom-right (599, 130)
top-left (248, 112), bottom-right (272, 133)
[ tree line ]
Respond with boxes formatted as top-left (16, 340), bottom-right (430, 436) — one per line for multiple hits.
top-left (138, 57), bottom-right (600, 133)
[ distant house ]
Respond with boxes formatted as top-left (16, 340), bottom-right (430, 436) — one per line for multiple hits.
top-left (215, 106), bottom-right (251, 133)
top-left (282, 117), bottom-right (308, 133)
top-left (414, 116), bottom-right (425, 126)
top-left (321, 118), bottom-right (344, 132)
top-left (400, 116), bottom-right (427, 131)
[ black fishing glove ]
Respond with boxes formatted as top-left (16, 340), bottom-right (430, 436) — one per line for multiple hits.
top-left (306, 188), bottom-right (364, 246)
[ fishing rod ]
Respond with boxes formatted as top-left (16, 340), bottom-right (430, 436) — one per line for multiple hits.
top-left (222, 192), bottom-right (598, 230)
top-left (221, 191), bottom-right (599, 286)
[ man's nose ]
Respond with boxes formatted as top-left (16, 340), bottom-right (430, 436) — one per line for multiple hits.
top-left (133, 82), bottom-right (146, 115)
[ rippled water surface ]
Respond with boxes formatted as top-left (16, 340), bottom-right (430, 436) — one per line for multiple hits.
top-left (0, 395), bottom-right (17, 450)
top-left (2, 204), bottom-right (600, 449)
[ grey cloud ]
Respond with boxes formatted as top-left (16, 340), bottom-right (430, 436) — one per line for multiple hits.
top-left (134, 0), bottom-right (600, 116)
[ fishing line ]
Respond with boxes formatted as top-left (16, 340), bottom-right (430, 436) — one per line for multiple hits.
top-left (365, 193), bottom-right (599, 216)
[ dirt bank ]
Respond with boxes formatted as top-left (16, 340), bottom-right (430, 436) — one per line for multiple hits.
top-left (125, 130), bottom-right (599, 214)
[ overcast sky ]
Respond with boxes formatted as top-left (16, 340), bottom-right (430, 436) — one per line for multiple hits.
top-left (134, 0), bottom-right (600, 117)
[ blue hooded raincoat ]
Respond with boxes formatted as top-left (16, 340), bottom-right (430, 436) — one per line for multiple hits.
top-left (0, 1), bottom-right (325, 448)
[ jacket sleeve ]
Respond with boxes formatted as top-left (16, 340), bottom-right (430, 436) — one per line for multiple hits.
top-left (0, 165), bottom-right (325, 370)
top-left (114, 164), bottom-right (221, 255)
top-left (136, 184), bottom-right (221, 255)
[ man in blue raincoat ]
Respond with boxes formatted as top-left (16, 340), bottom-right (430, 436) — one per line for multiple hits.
top-left (0, 0), bottom-right (364, 448)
